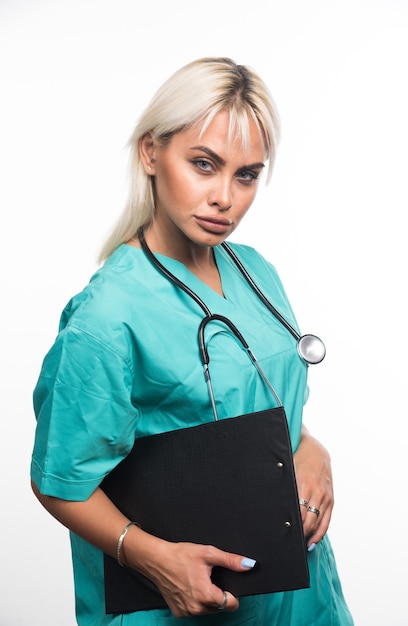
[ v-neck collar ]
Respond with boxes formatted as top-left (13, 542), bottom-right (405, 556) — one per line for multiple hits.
top-left (124, 242), bottom-right (252, 314)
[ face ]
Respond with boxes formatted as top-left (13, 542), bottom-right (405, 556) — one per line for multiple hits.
top-left (142, 110), bottom-right (266, 252)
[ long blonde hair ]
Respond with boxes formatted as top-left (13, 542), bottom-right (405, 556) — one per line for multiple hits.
top-left (98, 57), bottom-right (280, 262)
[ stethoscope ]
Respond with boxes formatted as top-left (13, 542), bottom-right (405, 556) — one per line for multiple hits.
top-left (137, 228), bottom-right (326, 366)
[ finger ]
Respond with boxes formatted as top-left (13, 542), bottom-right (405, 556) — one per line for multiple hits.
top-left (306, 505), bottom-right (321, 518)
top-left (307, 508), bottom-right (332, 547)
top-left (298, 497), bottom-right (310, 522)
top-left (206, 547), bottom-right (257, 573)
top-left (302, 499), bottom-right (325, 542)
top-left (215, 590), bottom-right (239, 613)
top-left (301, 502), bottom-right (318, 530)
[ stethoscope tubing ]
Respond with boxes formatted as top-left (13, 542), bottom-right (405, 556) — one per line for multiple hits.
top-left (138, 228), bottom-right (211, 316)
top-left (198, 313), bottom-right (283, 418)
top-left (221, 242), bottom-right (300, 341)
top-left (137, 229), bottom-right (325, 365)
top-left (220, 242), bottom-right (326, 365)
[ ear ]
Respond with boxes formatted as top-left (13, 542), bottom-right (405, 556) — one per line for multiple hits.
top-left (139, 132), bottom-right (157, 175)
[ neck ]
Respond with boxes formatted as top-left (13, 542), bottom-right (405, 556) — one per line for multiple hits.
top-left (139, 225), bottom-right (224, 297)
top-left (142, 224), bottom-right (217, 273)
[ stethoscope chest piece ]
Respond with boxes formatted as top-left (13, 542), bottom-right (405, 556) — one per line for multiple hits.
top-left (297, 334), bottom-right (326, 365)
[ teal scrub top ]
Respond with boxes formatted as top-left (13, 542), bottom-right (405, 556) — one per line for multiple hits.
top-left (31, 243), bottom-right (353, 626)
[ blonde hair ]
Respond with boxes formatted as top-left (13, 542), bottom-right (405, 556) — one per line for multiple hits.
top-left (98, 57), bottom-right (280, 262)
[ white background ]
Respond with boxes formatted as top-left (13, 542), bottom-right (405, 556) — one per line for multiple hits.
top-left (1, 1), bottom-right (407, 624)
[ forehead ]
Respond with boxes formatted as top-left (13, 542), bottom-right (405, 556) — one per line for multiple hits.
top-left (170, 110), bottom-right (266, 161)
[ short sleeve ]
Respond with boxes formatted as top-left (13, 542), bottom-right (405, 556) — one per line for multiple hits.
top-left (31, 325), bottom-right (139, 501)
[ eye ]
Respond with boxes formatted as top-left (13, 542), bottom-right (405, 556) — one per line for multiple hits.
top-left (192, 159), bottom-right (214, 173)
top-left (236, 169), bottom-right (260, 184)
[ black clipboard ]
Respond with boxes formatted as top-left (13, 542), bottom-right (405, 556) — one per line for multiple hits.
top-left (101, 407), bottom-right (309, 614)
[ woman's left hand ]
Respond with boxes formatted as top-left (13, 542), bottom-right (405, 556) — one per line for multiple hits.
top-left (293, 425), bottom-right (334, 549)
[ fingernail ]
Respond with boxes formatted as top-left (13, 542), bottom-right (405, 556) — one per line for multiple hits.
top-left (308, 543), bottom-right (316, 552)
top-left (241, 557), bottom-right (256, 568)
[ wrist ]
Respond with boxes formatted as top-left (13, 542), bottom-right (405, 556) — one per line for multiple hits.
top-left (117, 521), bottom-right (141, 567)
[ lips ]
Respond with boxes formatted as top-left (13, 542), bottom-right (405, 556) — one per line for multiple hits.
top-left (194, 215), bottom-right (233, 234)
top-left (196, 215), bottom-right (232, 225)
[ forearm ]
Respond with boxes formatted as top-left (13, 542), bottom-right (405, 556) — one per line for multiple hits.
top-left (297, 423), bottom-right (314, 447)
top-left (31, 480), bottom-right (253, 617)
top-left (31, 480), bottom-right (141, 561)
top-left (295, 424), bottom-right (332, 477)
top-left (293, 424), bottom-right (334, 546)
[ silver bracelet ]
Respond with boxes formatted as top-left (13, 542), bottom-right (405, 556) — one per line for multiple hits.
top-left (117, 521), bottom-right (140, 567)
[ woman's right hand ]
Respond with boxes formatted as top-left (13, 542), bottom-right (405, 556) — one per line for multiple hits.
top-left (122, 528), bottom-right (255, 617)
top-left (31, 482), bottom-right (254, 618)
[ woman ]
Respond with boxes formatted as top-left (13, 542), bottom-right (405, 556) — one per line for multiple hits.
top-left (31, 57), bottom-right (353, 625)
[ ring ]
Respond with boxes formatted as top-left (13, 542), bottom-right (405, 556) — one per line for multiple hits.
top-left (307, 505), bottom-right (320, 517)
top-left (218, 591), bottom-right (228, 611)
top-left (298, 498), bottom-right (309, 508)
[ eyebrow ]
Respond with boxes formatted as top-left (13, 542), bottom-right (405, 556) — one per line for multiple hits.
top-left (190, 146), bottom-right (265, 171)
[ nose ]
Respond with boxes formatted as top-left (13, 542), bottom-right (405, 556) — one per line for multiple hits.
top-left (208, 177), bottom-right (233, 211)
